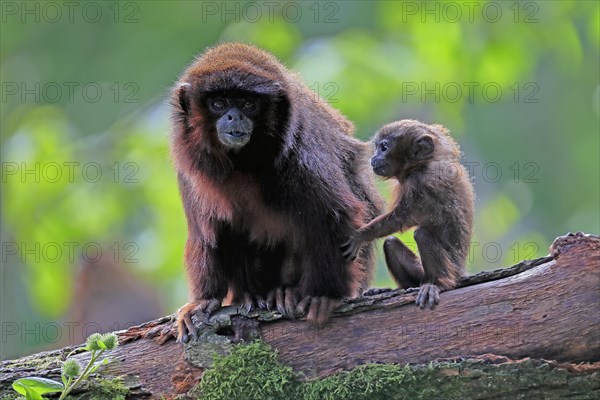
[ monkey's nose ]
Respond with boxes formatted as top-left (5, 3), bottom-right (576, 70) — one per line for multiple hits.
top-left (226, 108), bottom-right (243, 121)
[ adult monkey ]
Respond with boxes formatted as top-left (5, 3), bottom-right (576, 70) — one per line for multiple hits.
top-left (171, 43), bottom-right (383, 343)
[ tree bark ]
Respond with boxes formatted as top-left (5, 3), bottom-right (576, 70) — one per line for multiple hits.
top-left (1, 232), bottom-right (599, 399)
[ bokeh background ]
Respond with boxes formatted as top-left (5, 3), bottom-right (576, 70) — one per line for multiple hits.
top-left (1, 1), bottom-right (598, 359)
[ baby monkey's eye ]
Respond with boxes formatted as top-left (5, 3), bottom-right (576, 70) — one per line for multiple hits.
top-left (212, 99), bottom-right (226, 110)
top-left (380, 143), bottom-right (389, 152)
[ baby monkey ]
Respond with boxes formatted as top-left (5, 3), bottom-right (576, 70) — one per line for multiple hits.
top-left (342, 120), bottom-right (474, 308)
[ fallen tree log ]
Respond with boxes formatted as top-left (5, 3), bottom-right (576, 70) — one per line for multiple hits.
top-left (1, 232), bottom-right (598, 399)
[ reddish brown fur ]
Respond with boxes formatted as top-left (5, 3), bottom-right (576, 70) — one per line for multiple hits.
top-left (170, 43), bottom-right (383, 341)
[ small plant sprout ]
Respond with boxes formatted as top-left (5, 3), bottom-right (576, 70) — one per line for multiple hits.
top-left (11, 332), bottom-right (119, 400)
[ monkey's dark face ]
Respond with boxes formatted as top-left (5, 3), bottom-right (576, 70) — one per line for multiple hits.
top-left (204, 92), bottom-right (266, 150)
top-left (370, 137), bottom-right (396, 177)
top-left (371, 123), bottom-right (435, 178)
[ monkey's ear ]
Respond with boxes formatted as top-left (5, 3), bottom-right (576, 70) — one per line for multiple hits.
top-left (176, 83), bottom-right (191, 114)
top-left (412, 135), bottom-right (434, 159)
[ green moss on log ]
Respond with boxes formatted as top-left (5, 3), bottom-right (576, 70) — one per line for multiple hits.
top-left (86, 376), bottom-right (130, 400)
top-left (192, 341), bottom-right (599, 400)
top-left (191, 341), bottom-right (296, 400)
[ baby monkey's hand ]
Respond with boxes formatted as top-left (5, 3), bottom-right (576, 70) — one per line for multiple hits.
top-left (341, 233), bottom-right (363, 261)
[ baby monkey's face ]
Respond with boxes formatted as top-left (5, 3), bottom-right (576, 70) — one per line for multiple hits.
top-left (370, 120), bottom-right (435, 178)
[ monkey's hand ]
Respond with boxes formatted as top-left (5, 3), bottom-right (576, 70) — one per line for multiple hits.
top-left (414, 284), bottom-right (440, 309)
top-left (266, 286), bottom-right (300, 319)
top-left (295, 295), bottom-right (342, 326)
top-left (341, 235), bottom-right (363, 261)
top-left (176, 299), bottom-right (221, 343)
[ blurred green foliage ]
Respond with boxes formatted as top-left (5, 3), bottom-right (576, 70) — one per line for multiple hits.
top-left (1, 1), bottom-right (598, 359)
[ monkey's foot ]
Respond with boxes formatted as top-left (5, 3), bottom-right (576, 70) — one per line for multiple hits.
top-left (341, 236), bottom-right (363, 261)
top-left (364, 287), bottom-right (392, 296)
top-left (414, 284), bottom-right (440, 309)
top-left (176, 299), bottom-right (221, 343)
top-left (233, 292), bottom-right (268, 313)
top-left (296, 296), bottom-right (342, 326)
top-left (266, 287), bottom-right (299, 318)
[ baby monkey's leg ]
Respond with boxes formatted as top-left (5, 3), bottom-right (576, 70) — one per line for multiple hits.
top-left (383, 236), bottom-right (424, 289)
top-left (365, 237), bottom-right (424, 296)
top-left (413, 227), bottom-right (457, 309)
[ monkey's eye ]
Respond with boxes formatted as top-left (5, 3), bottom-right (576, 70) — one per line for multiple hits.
top-left (380, 143), bottom-right (389, 152)
top-left (242, 99), bottom-right (255, 110)
top-left (211, 99), bottom-right (226, 110)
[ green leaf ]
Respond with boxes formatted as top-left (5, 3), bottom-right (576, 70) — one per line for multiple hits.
top-left (97, 340), bottom-right (107, 350)
top-left (12, 377), bottom-right (64, 397)
top-left (90, 357), bottom-right (110, 374)
top-left (23, 387), bottom-right (44, 400)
